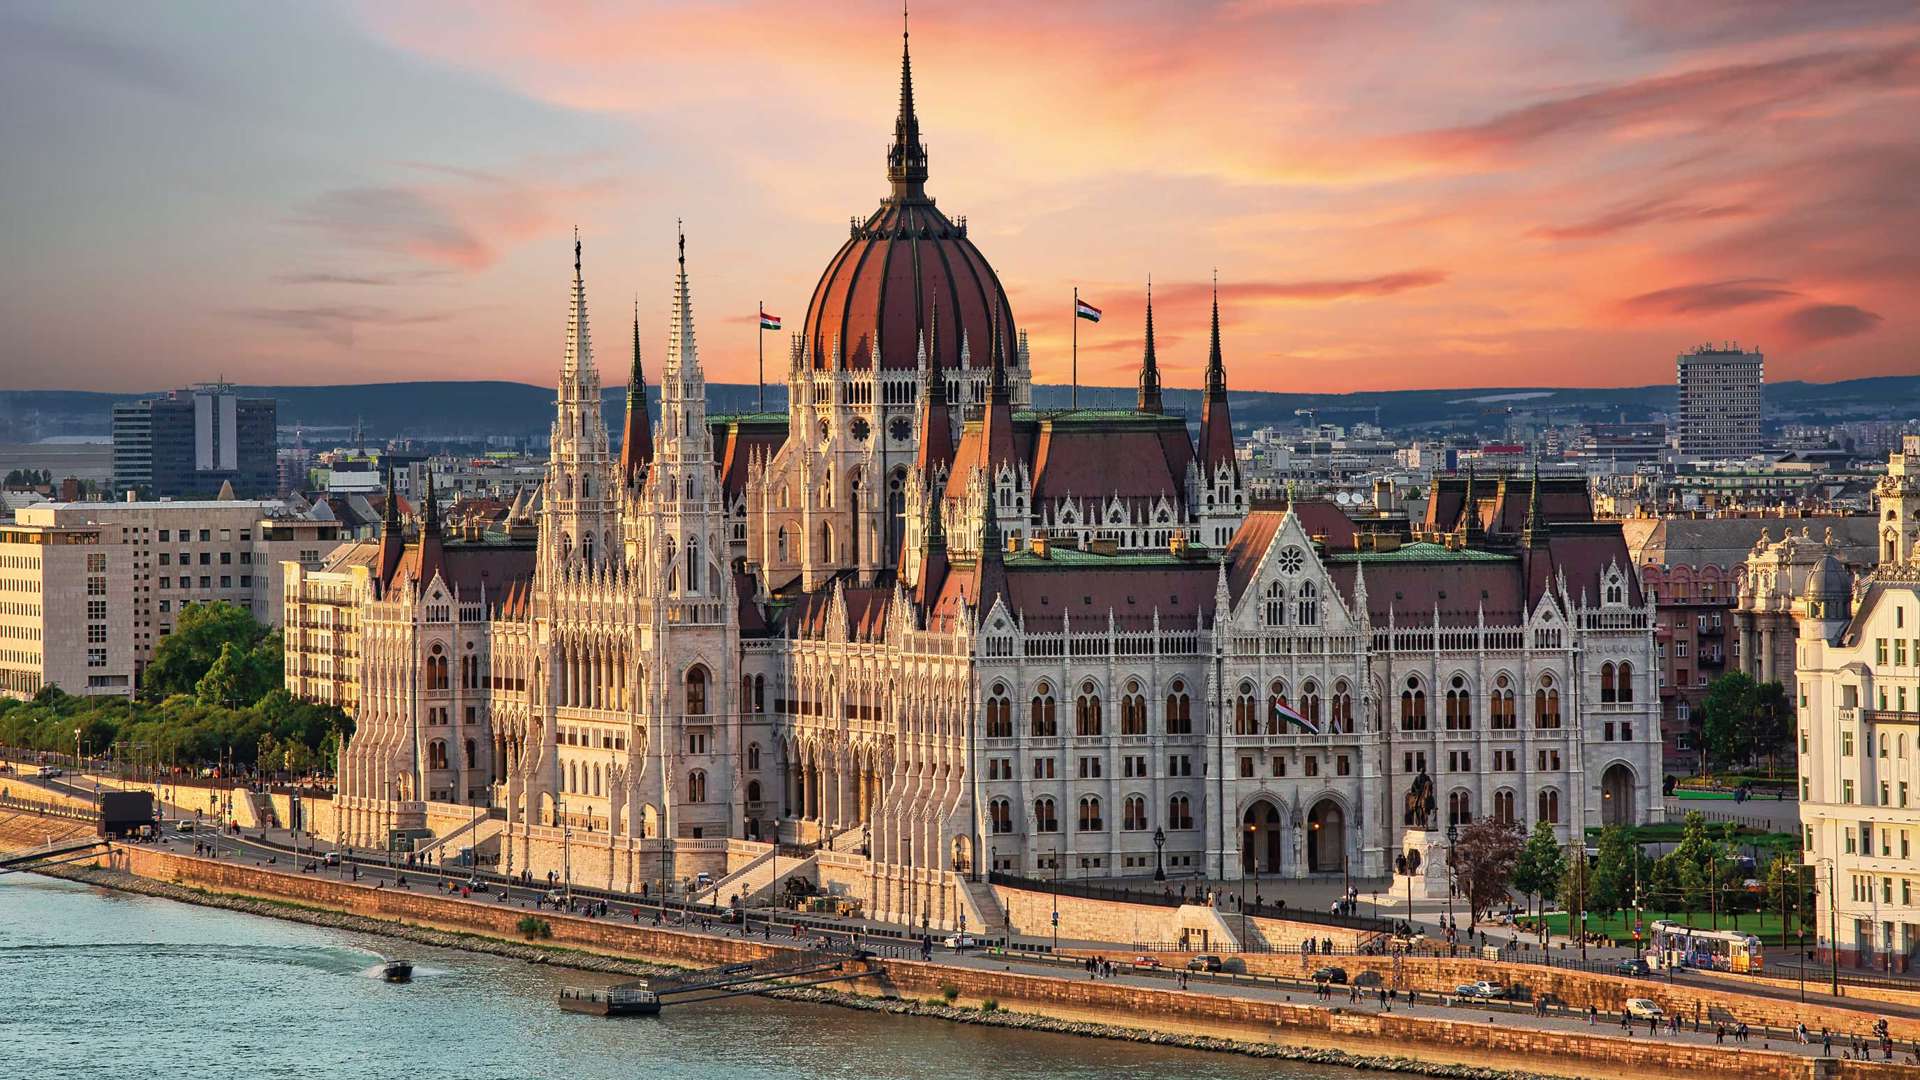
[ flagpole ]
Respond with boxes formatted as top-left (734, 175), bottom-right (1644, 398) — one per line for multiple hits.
top-left (757, 300), bottom-right (765, 413)
top-left (1072, 285), bottom-right (1079, 411)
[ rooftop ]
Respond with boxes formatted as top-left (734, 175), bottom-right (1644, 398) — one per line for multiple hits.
top-left (1325, 541), bottom-right (1514, 564)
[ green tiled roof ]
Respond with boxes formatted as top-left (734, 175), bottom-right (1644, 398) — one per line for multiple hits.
top-left (710, 412), bottom-right (789, 426)
top-left (1325, 541), bottom-right (1513, 564)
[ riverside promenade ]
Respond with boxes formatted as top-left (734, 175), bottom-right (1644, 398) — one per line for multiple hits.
top-left (2, 802), bottom-right (1910, 1080)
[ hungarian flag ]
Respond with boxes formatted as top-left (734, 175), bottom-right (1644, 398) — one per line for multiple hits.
top-left (1271, 699), bottom-right (1316, 733)
top-left (759, 307), bottom-right (782, 331)
top-left (1074, 298), bottom-right (1102, 323)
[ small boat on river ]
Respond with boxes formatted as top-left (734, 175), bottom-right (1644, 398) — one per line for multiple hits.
top-left (380, 960), bottom-right (414, 983)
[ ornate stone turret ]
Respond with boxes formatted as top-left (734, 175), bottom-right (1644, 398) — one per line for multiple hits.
top-left (1137, 279), bottom-right (1163, 415)
top-left (542, 231), bottom-right (616, 579)
top-left (620, 298), bottom-right (653, 488)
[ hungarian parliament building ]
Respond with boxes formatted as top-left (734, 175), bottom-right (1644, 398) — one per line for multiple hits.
top-left (283, 25), bottom-right (1660, 929)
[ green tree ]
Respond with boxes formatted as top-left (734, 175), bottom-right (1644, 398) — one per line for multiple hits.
top-left (1698, 673), bottom-right (1789, 772)
top-left (1450, 819), bottom-right (1525, 926)
top-left (1512, 818), bottom-right (1565, 914)
top-left (1589, 825), bottom-right (1643, 917)
top-left (1557, 842), bottom-right (1589, 945)
top-left (143, 602), bottom-right (271, 701)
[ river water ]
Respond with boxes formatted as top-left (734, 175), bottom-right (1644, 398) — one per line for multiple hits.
top-left (0, 874), bottom-right (1373, 1080)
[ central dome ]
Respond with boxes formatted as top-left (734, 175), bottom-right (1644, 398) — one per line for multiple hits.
top-left (802, 24), bottom-right (1015, 373)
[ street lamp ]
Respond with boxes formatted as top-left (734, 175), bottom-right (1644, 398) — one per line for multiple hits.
top-left (1445, 822), bottom-right (1459, 933)
top-left (768, 816), bottom-right (780, 914)
top-left (1153, 826), bottom-right (1167, 882)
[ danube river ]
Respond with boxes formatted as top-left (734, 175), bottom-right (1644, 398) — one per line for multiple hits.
top-left (0, 874), bottom-right (1373, 1080)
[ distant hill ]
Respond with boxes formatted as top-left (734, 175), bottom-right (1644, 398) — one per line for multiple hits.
top-left (2, 374), bottom-right (1914, 443)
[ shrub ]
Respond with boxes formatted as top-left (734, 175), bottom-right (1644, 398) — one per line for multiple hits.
top-left (941, 984), bottom-right (960, 1003)
top-left (980, 999), bottom-right (999, 1013)
top-left (517, 915), bottom-right (553, 940)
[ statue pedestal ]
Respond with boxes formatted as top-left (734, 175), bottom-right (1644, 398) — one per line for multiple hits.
top-left (1391, 828), bottom-right (1451, 901)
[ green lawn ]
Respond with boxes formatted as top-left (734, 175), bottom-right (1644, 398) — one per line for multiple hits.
top-left (1534, 909), bottom-right (1799, 946)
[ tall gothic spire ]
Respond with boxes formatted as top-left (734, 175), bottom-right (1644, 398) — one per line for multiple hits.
top-left (1197, 271), bottom-right (1238, 478)
top-left (666, 222), bottom-right (698, 379)
top-left (887, 3), bottom-right (929, 200)
top-left (376, 460), bottom-right (404, 588)
top-left (563, 227), bottom-right (593, 378)
top-left (1137, 277), bottom-right (1163, 414)
top-left (620, 296), bottom-right (653, 484)
top-left (915, 297), bottom-right (955, 475)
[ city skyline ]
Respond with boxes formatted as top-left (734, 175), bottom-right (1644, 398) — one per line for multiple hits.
top-left (3, 1), bottom-right (1916, 395)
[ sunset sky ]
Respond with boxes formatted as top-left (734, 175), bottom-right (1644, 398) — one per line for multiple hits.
top-left (3, 1), bottom-right (1916, 394)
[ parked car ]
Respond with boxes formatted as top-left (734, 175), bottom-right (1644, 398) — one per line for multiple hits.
top-left (174, 820), bottom-right (198, 833)
top-left (322, 851), bottom-right (341, 866)
top-left (1354, 970), bottom-right (1384, 988)
top-left (1615, 957), bottom-right (1651, 977)
top-left (1132, 955), bottom-right (1163, 968)
top-left (1186, 954), bottom-right (1223, 973)
top-left (1454, 981), bottom-right (1505, 1000)
top-left (1625, 998), bottom-right (1665, 1021)
top-left (941, 933), bottom-right (977, 950)
top-left (41, 767), bottom-right (63, 778)
top-left (464, 876), bottom-right (488, 893)
top-left (1311, 966), bottom-right (1349, 985)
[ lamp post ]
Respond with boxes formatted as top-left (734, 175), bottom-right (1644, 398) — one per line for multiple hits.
top-left (768, 816), bottom-right (781, 915)
top-left (1246, 820), bottom-right (1259, 945)
top-left (1153, 826), bottom-right (1166, 883)
top-left (558, 797), bottom-right (573, 909)
top-left (1445, 821), bottom-right (1459, 933)
top-left (1820, 857), bottom-right (1838, 997)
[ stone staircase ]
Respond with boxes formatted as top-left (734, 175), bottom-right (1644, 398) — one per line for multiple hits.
top-left (412, 810), bottom-right (498, 864)
top-left (957, 876), bottom-right (1008, 937)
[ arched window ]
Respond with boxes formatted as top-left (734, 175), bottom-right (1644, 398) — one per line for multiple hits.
top-left (464, 738), bottom-right (476, 769)
top-left (1030, 682), bottom-right (1057, 737)
top-left (776, 526), bottom-right (789, 563)
top-left (1296, 579), bottom-right (1319, 626)
top-left (1301, 680), bottom-right (1322, 729)
top-left (986, 684), bottom-right (1013, 739)
top-left (989, 798), bottom-right (1013, 834)
top-left (427, 740), bottom-right (448, 770)
top-left (747, 742), bottom-right (761, 771)
top-left (685, 665), bottom-right (709, 715)
top-left (592, 763), bottom-right (602, 796)
top-left (1075, 680), bottom-right (1102, 737)
top-left (746, 779), bottom-right (763, 803)
top-left (1600, 662), bottom-right (1616, 703)
top-left (1034, 797), bottom-right (1058, 832)
top-left (1077, 795), bottom-right (1103, 832)
top-left (1490, 673), bottom-right (1516, 729)
top-left (1332, 680), bottom-right (1353, 734)
top-left (1121, 680), bottom-right (1147, 735)
top-left (1617, 661), bottom-right (1634, 703)
top-left (1167, 794), bottom-right (1194, 830)
top-left (1265, 680), bottom-right (1289, 734)
top-left (1123, 794), bottom-right (1147, 831)
top-left (1400, 676), bottom-right (1428, 731)
top-left (1447, 789), bottom-right (1472, 827)
top-left (685, 536), bottom-right (701, 593)
top-left (427, 642), bottom-right (449, 691)
top-left (688, 769), bottom-right (707, 803)
top-left (1264, 581), bottom-right (1287, 626)
top-left (1493, 788), bottom-right (1516, 825)
top-left (1536, 787), bottom-right (1560, 824)
top-left (1445, 674), bottom-right (1472, 731)
top-left (1235, 681), bottom-right (1259, 735)
top-left (1534, 674), bottom-right (1561, 729)
top-left (1165, 679), bottom-right (1192, 735)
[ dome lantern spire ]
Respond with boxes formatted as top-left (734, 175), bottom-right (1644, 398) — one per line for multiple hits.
top-left (887, 3), bottom-right (929, 200)
top-left (1138, 276), bottom-right (1163, 414)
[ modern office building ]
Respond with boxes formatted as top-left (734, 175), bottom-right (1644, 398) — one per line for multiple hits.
top-left (0, 499), bottom-right (339, 699)
top-left (1676, 345), bottom-right (1764, 458)
top-left (112, 384), bottom-right (278, 499)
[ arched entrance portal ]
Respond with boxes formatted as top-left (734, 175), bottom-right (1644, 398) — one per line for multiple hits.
top-left (1242, 800), bottom-right (1282, 875)
top-left (1307, 799), bottom-right (1346, 873)
top-left (1601, 763), bottom-right (1636, 826)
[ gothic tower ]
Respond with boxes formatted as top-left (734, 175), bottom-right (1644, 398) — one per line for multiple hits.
top-left (542, 233), bottom-right (616, 579)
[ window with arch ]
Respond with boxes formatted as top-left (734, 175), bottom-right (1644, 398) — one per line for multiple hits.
top-left (1400, 676), bottom-right (1428, 731)
top-left (1122, 794), bottom-right (1148, 831)
top-left (464, 738), bottom-right (476, 768)
top-left (746, 779), bottom-right (763, 803)
top-left (685, 665), bottom-right (709, 715)
top-left (1120, 680), bottom-right (1147, 736)
top-left (1077, 795), bottom-right (1103, 832)
top-left (592, 763), bottom-right (602, 796)
top-left (1264, 581), bottom-right (1287, 626)
top-left (1167, 794), bottom-right (1194, 830)
top-left (1446, 789), bottom-right (1473, 827)
top-left (1617, 661), bottom-right (1634, 703)
top-left (1330, 680), bottom-right (1353, 733)
top-left (1490, 673), bottom-right (1517, 729)
top-left (1444, 674), bottom-right (1472, 731)
top-left (753, 674), bottom-right (766, 713)
top-left (1600, 662), bottom-right (1617, 703)
top-left (1537, 787), bottom-right (1560, 824)
top-left (1235, 681), bottom-right (1259, 735)
top-left (986, 684), bottom-right (1013, 739)
top-left (1296, 579), bottom-right (1319, 626)
top-left (1034, 797), bottom-right (1058, 832)
top-left (1075, 681), bottom-right (1103, 737)
top-left (685, 536), bottom-right (701, 593)
top-left (1300, 680), bottom-right (1322, 729)
top-left (687, 769), bottom-right (707, 803)
top-left (776, 526), bottom-right (789, 563)
top-left (1030, 682), bottom-right (1058, 737)
top-left (1604, 571), bottom-right (1624, 606)
top-left (1534, 674), bottom-right (1561, 729)
top-left (426, 642), bottom-right (449, 691)
top-left (427, 740), bottom-right (448, 770)
top-left (1265, 680), bottom-right (1290, 734)
top-left (747, 742), bottom-right (761, 771)
top-left (989, 798), bottom-right (1013, 834)
top-left (1493, 788), bottom-right (1516, 825)
top-left (1165, 680), bottom-right (1193, 734)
